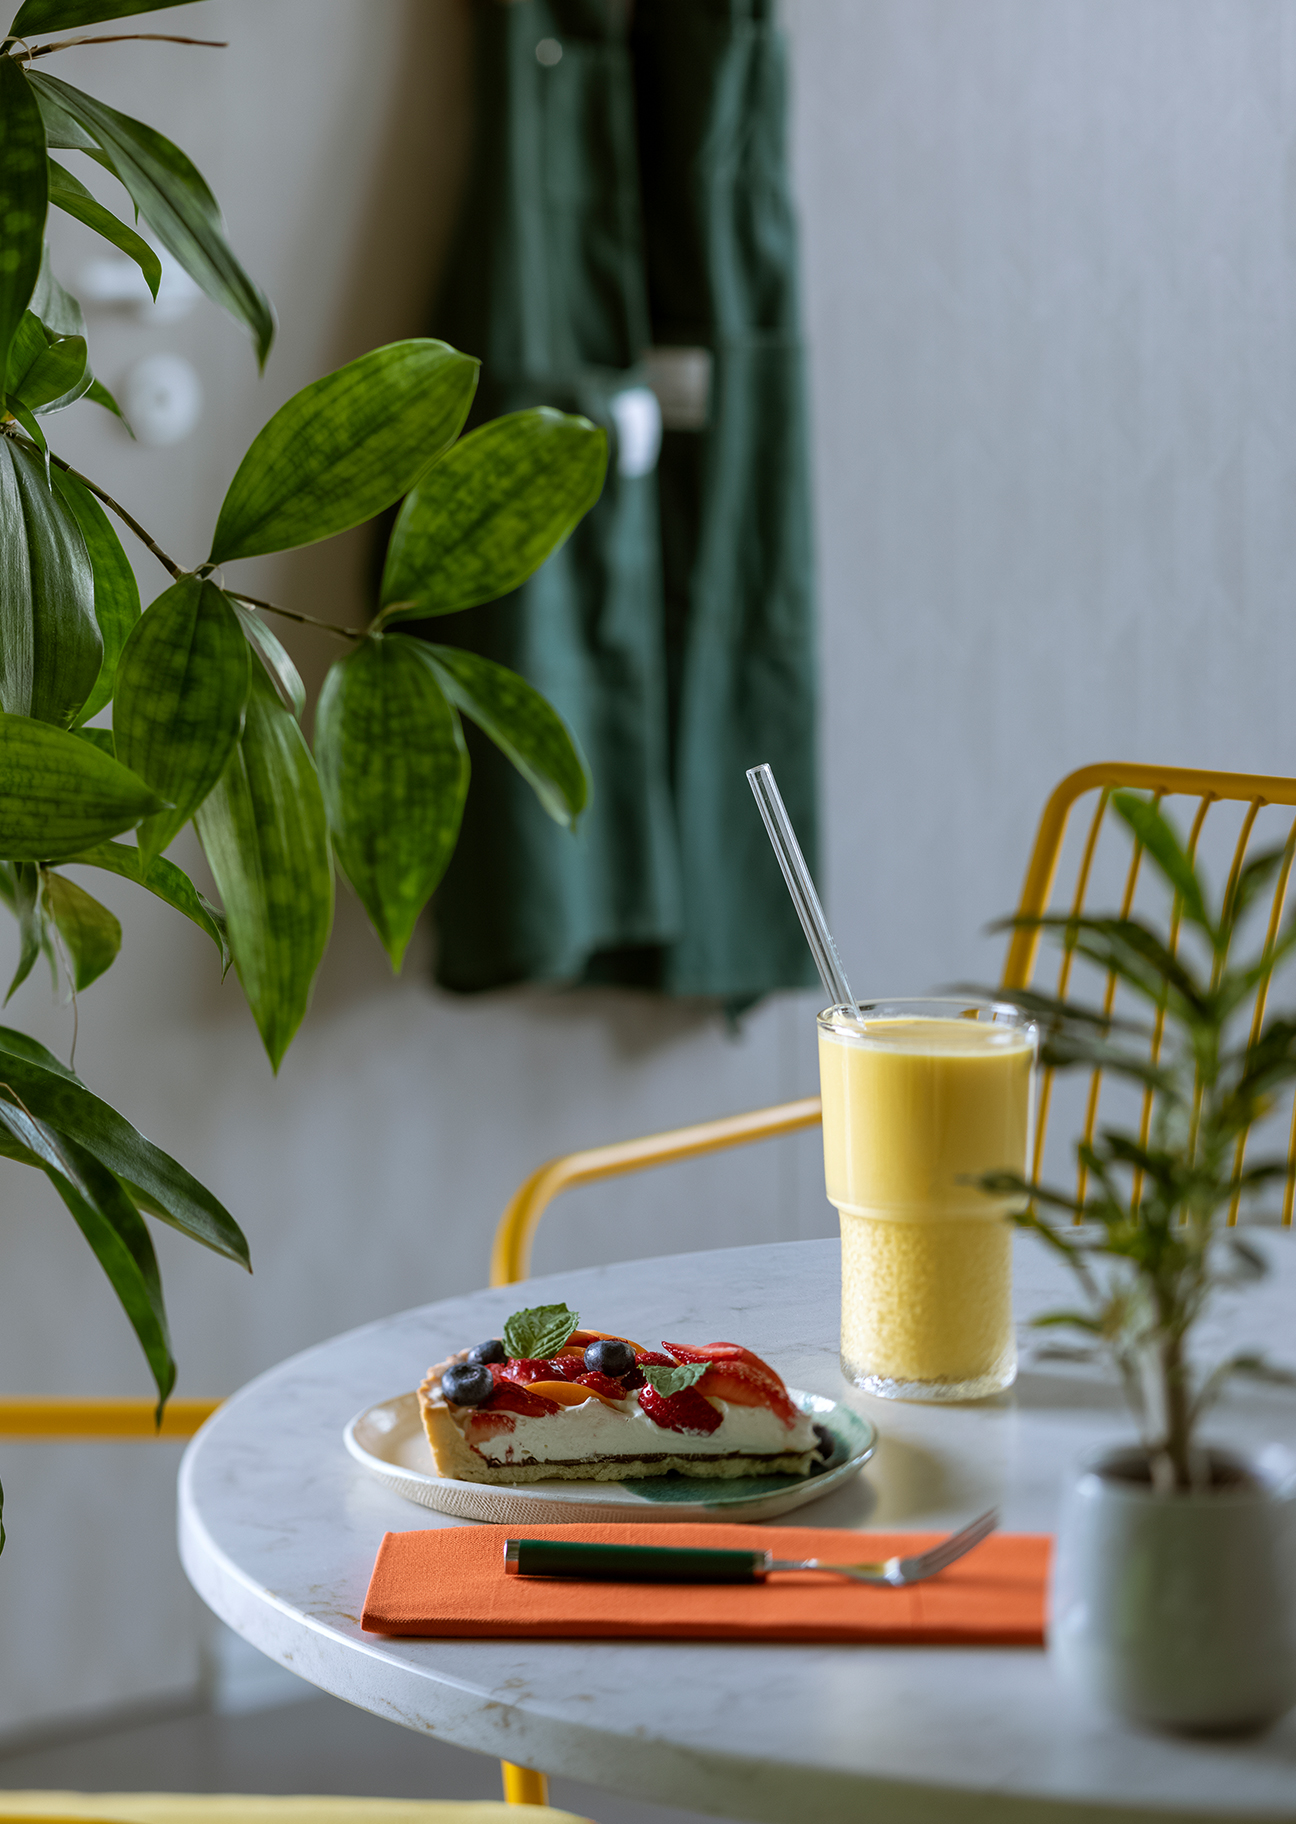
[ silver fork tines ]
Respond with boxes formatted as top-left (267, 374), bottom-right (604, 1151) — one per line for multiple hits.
top-left (765, 1507), bottom-right (1000, 1586)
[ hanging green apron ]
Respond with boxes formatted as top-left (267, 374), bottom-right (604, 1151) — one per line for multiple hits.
top-left (429, 0), bottom-right (818, 1004)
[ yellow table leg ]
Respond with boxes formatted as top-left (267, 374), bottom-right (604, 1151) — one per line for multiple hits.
top-left (501, 1759), bottom-right (550, 1805)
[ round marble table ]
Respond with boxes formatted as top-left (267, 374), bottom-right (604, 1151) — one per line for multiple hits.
top-left (178, 1235), bottom-right (1296, 1823)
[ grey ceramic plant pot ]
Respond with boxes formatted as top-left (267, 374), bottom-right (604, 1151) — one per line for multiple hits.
top-left (1050, 1442), bottom-right (1296, 1733)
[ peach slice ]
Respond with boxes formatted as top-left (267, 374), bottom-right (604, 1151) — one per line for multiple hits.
top-left (526, 1379), bottom-right (625, 1411)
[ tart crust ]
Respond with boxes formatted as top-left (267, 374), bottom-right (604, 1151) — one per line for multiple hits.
top-left (418, 1350), bottom-right (819, 1485)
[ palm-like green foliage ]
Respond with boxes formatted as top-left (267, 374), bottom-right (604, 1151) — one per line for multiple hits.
top-left (0, 2), bottom-right (609, 1521)
top-left (981, 791), bottom-right (1296, 1493)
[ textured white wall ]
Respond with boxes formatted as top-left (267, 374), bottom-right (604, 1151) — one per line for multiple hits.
top-left (1, 0), bottom-right (1295, 1739)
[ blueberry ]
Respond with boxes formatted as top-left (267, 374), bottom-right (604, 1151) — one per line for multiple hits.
top-left (441, 1363), bottom-right (495, 1406)
top-left (467, 1338), bottom-right (506, 1365)
top-left (583, 1338), bottom-right (636, 1378)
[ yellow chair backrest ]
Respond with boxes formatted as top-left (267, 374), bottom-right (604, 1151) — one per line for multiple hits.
top-left (490, 760), bottom-right (1296, 1282)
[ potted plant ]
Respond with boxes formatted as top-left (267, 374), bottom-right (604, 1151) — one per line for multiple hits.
top-left (984, 790), bottom-right (1296, 1732)
top-left (0, 0), bottom-right (607, 1545)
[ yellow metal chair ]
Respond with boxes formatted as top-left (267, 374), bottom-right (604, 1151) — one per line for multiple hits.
top-left (7, 762), bottom-right (1296, 1816)
top-left (491, 760), bottom-right (1296, 1288)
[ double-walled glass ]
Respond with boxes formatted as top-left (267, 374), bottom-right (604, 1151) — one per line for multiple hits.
top-left (818, 998), bottom-right (1036, 1401)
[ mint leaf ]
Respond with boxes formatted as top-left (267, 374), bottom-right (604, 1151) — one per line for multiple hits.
top-left (641, 1362), bottom-right (709, 1398)
top-left (503, 1302), bottom-right (578, 1360)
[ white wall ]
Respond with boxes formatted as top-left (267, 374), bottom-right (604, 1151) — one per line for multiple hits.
top-left (2, 0), bottom-right (1295, 1737)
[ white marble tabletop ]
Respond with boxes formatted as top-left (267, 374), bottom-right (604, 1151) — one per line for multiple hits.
top-left (178, 1234), bottom-right (1296, 1823)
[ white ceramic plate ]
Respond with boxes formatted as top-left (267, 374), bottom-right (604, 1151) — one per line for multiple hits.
top-left (344, 1388), bottom-right (876, 1525)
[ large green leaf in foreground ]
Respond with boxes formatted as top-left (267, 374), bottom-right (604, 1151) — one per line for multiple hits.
top-left (10, 0), bottom-right (204, 31)
top-left (0, 1024), bottom-right (247, 1265)
top-left (0, 434), bottom-right (103, 728)
top-left (113, 574), bottom-right (249, 865)
top-left (46, 157), bottom-right (161, 299)
top-left (54, 465), bottom-right (141, 727)
top-left (195, 666), bottom-right (333, 1070)
top-left (423, 643), bottom-right (588, 829)
top-left (0, 1095), bottom-right (174, 1407)
top-left (27, 70), bottom-right (273, 368)
top-left (209, 340), bottom-right (478, 563)
top-left (41, 871), bottom-right (121, 990)
top-left (380, 409), bottom-right (608, 620)
top-left (65, 839), bottom-right (227, 968)
top-left (0, 714), bottom-right (165, 858)
top-left (0, 58), bottom-right (47, 391)
top-left (315, 634), bottom-right (469, 972)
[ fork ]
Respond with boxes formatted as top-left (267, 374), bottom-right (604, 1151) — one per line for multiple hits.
top-left (504, 1508), bottom-right (1000, 1585)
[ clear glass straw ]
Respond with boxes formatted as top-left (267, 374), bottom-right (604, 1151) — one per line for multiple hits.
top-left (746, 763), bottom-right (856, 1014)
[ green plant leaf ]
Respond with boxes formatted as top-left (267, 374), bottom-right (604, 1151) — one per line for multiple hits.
top-left (29, 242), bottom-right (84, 336)
top-left (194, 665), bottom-right (333, 1070)
top-left (0, 1022), bottom-right (248, 1265)
top-left (1110, 792), bottom-right (1214, 945)
top-left (0, 712), bottom-right (165, 857)
top-left (502, 1303), bottom-right (579, 1359)
top-left (70, 724), bottom-right (112, 756)
top-left (230, 600), bottom-right (304, 719)
top-left (29, 81), bottom-right (116, 175)
top-left (378, 408), bottom-right (607, 620)
top-left (0, 1094), bottom-right (174, 1408)
top-left (27, 70), bottom-right (273, 367)
top-left (3, 859), bottom-right (49, 1001)
top-left (85, 376), bottom-right (129, 427)
top-left (113, 574), bottom-right (249, 866)
top-left (46, 156), bottom-right (161, 297)
top-left (4, 398), bottom-right (47, 457)
top-left (52, 465), bottom-right (140, 725)
top-left (0, 435), bottom-right (103, 725)
top-left (314, 634), bottom-right (468, 972)
top-left (208, 340), bottom-right (478, 564)
top-left (40, 868), bottom-right (120, 988)
top-left (0, 58), bottom-right (48, 391)
top-left (640, 1362), bottom-right (709, 1397)
top-left (10, 0), bottom-right (204, 30)
top-left (5, 309), bottom-right (87, 412)
top-left (64, 837), bottom-right (227, 968)
top-left (422, 643), bottom-right (587, 828)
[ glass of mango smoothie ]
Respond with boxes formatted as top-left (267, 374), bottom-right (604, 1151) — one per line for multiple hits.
top-left (818, 999), bottom-right (1036, 1401)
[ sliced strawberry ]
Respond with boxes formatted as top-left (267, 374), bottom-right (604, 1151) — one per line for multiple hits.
top-left (638, 1383), bottom-right (723, 1435)
top-left (465, 1409), bottom-right (516, 1440)
top-left (485, 1377), bottom-right (560, 1416)
top-left (576, 1371), bottom-right (629, 1402)
top-left (663, 1340), bottom-right (784, 1381)
top-left (502, 1357), bottom-right (573, 1385)
top-left (635, 1350), bottom-right (674, 1367)
top-left (694, 1361), bottom-right (797, 1426)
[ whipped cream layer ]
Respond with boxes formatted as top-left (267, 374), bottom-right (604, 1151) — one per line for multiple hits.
top-left (464, 1394), bottom-right (818, 1464)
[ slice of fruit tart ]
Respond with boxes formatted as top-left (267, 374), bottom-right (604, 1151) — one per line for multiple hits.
top-left (419, 1302), bottom-right (830, 1484)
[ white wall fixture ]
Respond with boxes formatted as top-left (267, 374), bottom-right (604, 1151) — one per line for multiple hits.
top-left (609, 385), bottom-right (662, 479)
top-left (121, 353), bottom-right (204, 446)
top-left (78, 248), bottom-right (201, 325)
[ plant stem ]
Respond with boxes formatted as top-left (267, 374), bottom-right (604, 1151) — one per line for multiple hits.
top-left (229, 592), bottom-right (365, 644)
top-left (44, 450), bottom-right (185, 579)
top-left (1160, 1324), bottom-right (1194, 1491)
top-left (9, 35), bottom-right (227, 60)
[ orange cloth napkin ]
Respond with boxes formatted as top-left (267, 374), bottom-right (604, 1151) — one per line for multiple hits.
top-left (361, 1522), bottom-right (1049, 1645)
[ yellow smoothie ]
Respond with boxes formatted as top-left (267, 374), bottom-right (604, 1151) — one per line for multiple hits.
top-left (818, 1012), bottom-right (1033, 1394)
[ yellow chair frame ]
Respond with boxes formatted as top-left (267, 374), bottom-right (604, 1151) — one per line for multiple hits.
top-left (491, 760), bottom-right (1296, 1286)
top-left (5, 762), bottom-right (1296, 1811)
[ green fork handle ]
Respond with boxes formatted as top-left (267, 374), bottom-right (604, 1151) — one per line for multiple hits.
top-left (504, 1538), bottom-right (769, 1582)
